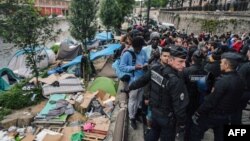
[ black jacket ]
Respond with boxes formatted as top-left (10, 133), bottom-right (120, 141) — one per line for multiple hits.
top-left (204, 60), bottom-right (221, 78)
top-left (183, 64), bottom-right (207, 114)
top-left (129, 63), bottom-right (189, 125)
top-left (238, 62), bottom-right (250, 91)
top-left (197, 71), bottom-right (245, 115)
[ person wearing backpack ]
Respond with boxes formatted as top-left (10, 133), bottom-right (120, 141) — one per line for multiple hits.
top-left (119, 36), bottom-right (148, 130)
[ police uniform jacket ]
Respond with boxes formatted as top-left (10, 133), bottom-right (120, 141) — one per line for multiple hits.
top-left (183, 64), bottom-right (207, 114)
top-left (238, 61), bottom-right (250, 91)
top-left (129, 63), bottom-right (189, 125)
top-left (197, 71), bottom-right (244, 115)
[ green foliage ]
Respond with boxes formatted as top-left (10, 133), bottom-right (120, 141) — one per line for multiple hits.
top-left (116, 0), bottom-right (135, 28)
top-left (69, 0), bottom-right (98, 87)
top-left (0, 0), bottom-right (20, 37)
top-left (1, 2), bottom-right (60, 87)
top-left (99, 0), bottom-right (122, 31)
top-left (69, 0), bottom-right (98, 44)
top-left (51, 44), bottom-right (60, 54)
top-left (39, 67), bottom-right (49, 78)
top-left (0, 81), bottom-right (43, 109)
top-left (0, 108), bottom-right (12, 121)
top-left (145, 0), bottom-right (169, 8)
top-left (201, 19), bottom-right (220, 34)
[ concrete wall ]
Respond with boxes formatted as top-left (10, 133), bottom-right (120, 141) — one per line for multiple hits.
top-left (158, 10), bottom-right (250, 35)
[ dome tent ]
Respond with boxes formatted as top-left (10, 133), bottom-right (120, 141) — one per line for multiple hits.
top-left (0, 68), bottom-right (19, 91)
top-left (88, 77), bottom-right (117, 96)
top-left (8, 46), bottom-right (55, 78)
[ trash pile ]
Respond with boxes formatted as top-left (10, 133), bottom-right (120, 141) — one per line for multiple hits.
top-left (0, 74), bottom-right (117, 141)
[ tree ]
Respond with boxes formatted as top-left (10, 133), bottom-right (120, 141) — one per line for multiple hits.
top-left (199, 0), bottom-right (203, 10)
top-left (1, 1), bottom-right (60, 87)
top-left (69, 0), bottom-right (98, 87)
top-left (0, 0), bottom-right (20, 38)
top-left (145, 0), bottom-right (169, 8)
top-left (99, 0), bottom-right (121, 36)
top-left (189, 0), bottom-right (193, 9)
top-left (116, 0), bottom-right (135, 29)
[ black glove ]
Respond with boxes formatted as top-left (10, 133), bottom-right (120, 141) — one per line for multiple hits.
top-left (192, 112), bottom-right (200, 125)
top-left (176, 125), bottom-right (185, 141)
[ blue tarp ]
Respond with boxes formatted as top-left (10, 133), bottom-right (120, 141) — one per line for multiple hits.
top-left (48, 43), bottom-right (121, 75)
top-left (95, 32), bottom-right (113, 41)
top-left (90, 44), bottom-right (121, 60)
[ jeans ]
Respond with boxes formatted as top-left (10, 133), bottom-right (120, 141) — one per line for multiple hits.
top-left (190, 114), bottom-right (231, 141)
top-left (146, 109), bottom-right (175, 141)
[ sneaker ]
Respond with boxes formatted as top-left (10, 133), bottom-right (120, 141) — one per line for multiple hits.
top-left (130, 119), bottom-right (137, 130)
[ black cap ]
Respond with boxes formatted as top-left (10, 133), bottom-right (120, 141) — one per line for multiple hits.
top-left (170, 46), bottom-right (187, 59)
top-left (221, 52), bottom-right (242, 62)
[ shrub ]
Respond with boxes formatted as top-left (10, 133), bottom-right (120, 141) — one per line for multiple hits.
top-left (0, 81), bottom-right (43, 109)
top-left (51, 44), bottom-right (60, 54)
top-left (0, 108), bottom-right (11, 121)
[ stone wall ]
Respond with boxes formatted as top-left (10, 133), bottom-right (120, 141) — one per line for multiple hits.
top-left (158, 10), bottom-right (250, 35)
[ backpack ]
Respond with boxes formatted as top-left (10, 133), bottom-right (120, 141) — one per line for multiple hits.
top-left (112, 50), bottom-right (136, 82)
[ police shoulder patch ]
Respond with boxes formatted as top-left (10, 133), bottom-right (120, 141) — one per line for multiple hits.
top-left (180, 93), bottom-right (184, 101)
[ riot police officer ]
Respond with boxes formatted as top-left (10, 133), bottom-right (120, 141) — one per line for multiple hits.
top-left (129, 46), bottom-right (189, 141)
top-left (237, 45), bottom-right (250, 124)
top-left (191, 52), bottom-right (245, 141)
top-left (182, 50), bottom-right (207, 140)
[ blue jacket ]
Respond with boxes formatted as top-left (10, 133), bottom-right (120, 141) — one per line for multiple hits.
top-left (119, 48), bottom-right (148, 84)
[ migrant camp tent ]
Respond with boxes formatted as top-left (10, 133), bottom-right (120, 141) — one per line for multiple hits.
top-left (8, 47), bottom-right (56, 78)
top-left (0, 68), bottom-right (19, 91)
top-left (56, 39), bottom-right (83, 61)
top-left (88, 77), bottom-right (117, 96)
top-left (48, 44), bottom-right (121, 75)
top-left (90, 43), bottom-right (121, 60)
top-left (95, 32), bottom-right (114, 42)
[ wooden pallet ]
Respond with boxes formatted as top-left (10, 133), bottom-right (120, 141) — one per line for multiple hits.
top-left (83, 132), bottom-right (106, 141)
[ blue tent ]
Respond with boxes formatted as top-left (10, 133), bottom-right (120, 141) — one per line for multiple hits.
top-left (48, 43), bottom-right (121, 75)
top-left (95, 32), bottom-right (113, 41)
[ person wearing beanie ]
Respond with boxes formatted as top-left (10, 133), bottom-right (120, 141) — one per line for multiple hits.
top-left (191, 52), bottom-right (245, 141)
top-left (129, 45), bottom-right (189, 141)
top-left (143, 32), bottom-right (162, 65)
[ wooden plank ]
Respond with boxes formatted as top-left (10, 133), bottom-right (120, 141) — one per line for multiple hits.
top-left (84, 132), bottom-right (106, 139)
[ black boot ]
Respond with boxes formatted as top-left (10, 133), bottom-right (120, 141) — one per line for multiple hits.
top-left (130, 118), bottom-right (137, 130)
top-left (135, 109), bottom-right (143, 123)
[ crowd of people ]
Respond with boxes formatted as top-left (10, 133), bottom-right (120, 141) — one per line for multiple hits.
top-left (113, 25), bottom-right (250, 141)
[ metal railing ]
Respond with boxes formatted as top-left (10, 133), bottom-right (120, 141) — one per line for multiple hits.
top-left (165, 2), bottom-right (250, 12)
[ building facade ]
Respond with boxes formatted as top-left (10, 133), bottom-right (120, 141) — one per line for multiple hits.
top-left (34, 0), bottom-right (70, 16)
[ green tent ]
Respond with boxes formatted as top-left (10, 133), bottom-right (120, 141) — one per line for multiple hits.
top-left (0, 68), bottom-right (19, 91)
top-left (88, 77), bottom-right (117, 96)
